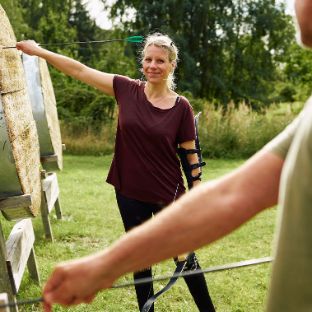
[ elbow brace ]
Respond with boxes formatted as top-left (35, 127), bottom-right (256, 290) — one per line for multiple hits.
top-left (177, 112), bottom-right (206, 190)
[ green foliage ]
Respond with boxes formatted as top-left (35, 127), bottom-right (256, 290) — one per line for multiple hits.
top-left (69, 1), bottom-right (99, 63)
top-left (111, 0), bottom-right (295, 108)
top-left (60, 119), bottom-right (117, 155)
top-left (3, 0), bottom-right (137, 123)
top-left (2, 0), bottom-right (312, 123)
top-left (279, 85), bottom-right (296, 102)
top-left (60, 99), bottom-right (301, 158)
top-left (50, 69), bottom-right (115, 120)
top-left (1, 0), bottom-right (312, 136)
top-left (1, 0), bottom-right (30, 38)
top-left (18, 0), bottom-right (77, 49)
top-left (283, 42), bottom-right (312, 101)
top-left (198, 101), bottom-right (299, 158)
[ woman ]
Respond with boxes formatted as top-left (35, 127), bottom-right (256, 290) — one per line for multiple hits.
top-left (17, 33), bottom-right (215, 312)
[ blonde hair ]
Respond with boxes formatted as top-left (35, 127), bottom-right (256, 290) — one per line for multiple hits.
top-left (141, 33), bottom-right (179, 90)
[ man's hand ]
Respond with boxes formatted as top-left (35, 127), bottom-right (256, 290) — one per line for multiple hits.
top-left (43, 253), bottom-right (116, 311)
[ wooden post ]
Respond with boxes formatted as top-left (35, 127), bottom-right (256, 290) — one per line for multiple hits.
top-left (40, 191), bottom-right (53, 241)
top-left (0, 224), bottom-right (18, 312)
top-left (0, 293), bottom-right (10, 312)
top-left (40, 171), bottom-right (62, 240)
top-left (6, 219), bottom-right (40, 292)
top-left (27, 248), bottom-right (40, 284)
top-left (54, 198), bottom-right (62, 220)
top-left (40, 154), bottom-right (58, 164)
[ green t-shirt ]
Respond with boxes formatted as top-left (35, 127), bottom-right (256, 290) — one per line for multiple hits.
top-left (264, 98), bottom-right (312, 311)
top-left (263, 112), bottom-right (301, 158)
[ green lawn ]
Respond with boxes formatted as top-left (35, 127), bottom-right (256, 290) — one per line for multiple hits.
top-left (7, 155), bottom-right (276, 311)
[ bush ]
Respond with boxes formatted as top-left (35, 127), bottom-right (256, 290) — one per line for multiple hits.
top-left (198, 101), bottom-right (298, 158)
top-left (59, 99), bottom-right (301, 158)
top-left (60, 119), bottom-right (116, 155)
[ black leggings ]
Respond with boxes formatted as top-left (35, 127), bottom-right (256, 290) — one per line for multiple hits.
top-left (116, 192), bottom-right (215, 312)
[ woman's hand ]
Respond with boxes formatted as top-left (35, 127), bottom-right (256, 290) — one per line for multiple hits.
top-left (16, 40), bottom-right (44, 56)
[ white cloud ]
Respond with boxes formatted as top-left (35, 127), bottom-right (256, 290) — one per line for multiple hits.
top-left (285, 0), bottom-right (295, 15)
top-left (82, 0), bottom-right (113, 29)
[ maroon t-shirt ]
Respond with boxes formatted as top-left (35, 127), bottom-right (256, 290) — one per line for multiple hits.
top-left (106, 75), bottom-right (196, 205)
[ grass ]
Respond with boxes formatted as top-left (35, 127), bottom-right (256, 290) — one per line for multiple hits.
top-left (2, 155), bottom-right (277, 311)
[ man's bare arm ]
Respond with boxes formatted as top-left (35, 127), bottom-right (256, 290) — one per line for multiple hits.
top-left (105, 149), bottom-right (283, 276)
top-left (43, 150), bottom-right (284, 309)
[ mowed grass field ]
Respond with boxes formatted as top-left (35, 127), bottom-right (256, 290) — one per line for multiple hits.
top-left (4, 155), bottom-right (277, 312)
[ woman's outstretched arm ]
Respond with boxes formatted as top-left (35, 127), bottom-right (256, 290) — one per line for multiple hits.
top-left (16, 40), bottom-right (115, 95)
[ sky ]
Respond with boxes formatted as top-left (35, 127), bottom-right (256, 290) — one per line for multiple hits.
top-left (83, 0), bottom-right (112, 29)
top-left (84, 0), bottom-right (295, 30)
top-left (285, 0), bottom-right (295, 14)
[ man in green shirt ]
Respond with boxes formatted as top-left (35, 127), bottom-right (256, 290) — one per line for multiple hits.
top-left (42, 1), bottom-right (312, 311)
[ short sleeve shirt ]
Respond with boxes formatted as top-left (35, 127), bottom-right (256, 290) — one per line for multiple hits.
top-left (263, 112), bottom-right (302, 158)
top-left (263, 98), bottom-right (312, 311)
top-left (106, 75), bottom-right (196, 205)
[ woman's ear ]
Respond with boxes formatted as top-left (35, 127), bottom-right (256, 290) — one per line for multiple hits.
top-left (171, 61), bottom-right (177, 71)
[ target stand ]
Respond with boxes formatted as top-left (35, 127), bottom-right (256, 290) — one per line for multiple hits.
top-left (0, 201), bottom-right (41, 312)
top-left (0, 293), bottom-right (9, 312)
top-left (40, 170), bottom-right (62, 241)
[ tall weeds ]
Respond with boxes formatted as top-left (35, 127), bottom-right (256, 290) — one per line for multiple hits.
top-left (60, 101), bottom-right (302, 158)
top-left (60, 119), bottom-right (116, 155)
top-left (200, 101), bottom-right (301, 158)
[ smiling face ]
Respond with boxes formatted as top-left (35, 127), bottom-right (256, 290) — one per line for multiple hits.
top-left (142, 45), bottom-right (175, 85)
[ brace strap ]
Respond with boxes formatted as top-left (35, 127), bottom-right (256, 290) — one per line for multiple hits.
top-left (177, 112), bottom-right (206, 189)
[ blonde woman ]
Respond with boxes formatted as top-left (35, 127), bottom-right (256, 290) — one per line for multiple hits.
top-left (17, 33), bottom-right (214, 311)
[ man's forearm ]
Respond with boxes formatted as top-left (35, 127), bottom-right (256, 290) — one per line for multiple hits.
top-left (99, 151), bottom-right (283, 282)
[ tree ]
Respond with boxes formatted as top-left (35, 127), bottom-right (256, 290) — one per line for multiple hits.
top-left (110, 0), bottom-right (295, 107)
top-left (283, 42), bottom-right (312, 101)
top-left (1, 0), bottom-right (30, 39)
top-left (69, 1), bottom-right (99, 63)
top-left (13, 0), bottom-right (137, 122)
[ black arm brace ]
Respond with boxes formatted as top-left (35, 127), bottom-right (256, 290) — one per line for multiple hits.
top-left (177, 112), bottom-right (206, 190)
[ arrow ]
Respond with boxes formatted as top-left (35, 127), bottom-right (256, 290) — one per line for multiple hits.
top-left (2, 35), bottom-right (144, 49)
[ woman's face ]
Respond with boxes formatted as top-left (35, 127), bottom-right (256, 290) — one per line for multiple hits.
top-left (142, 45), bottom-right (175, 85)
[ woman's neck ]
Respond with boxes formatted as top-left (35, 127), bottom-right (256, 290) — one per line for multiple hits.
top-left (144, 82), bottom-right (178, 109)
top-left (144, 82), bottom-right (171, 99)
